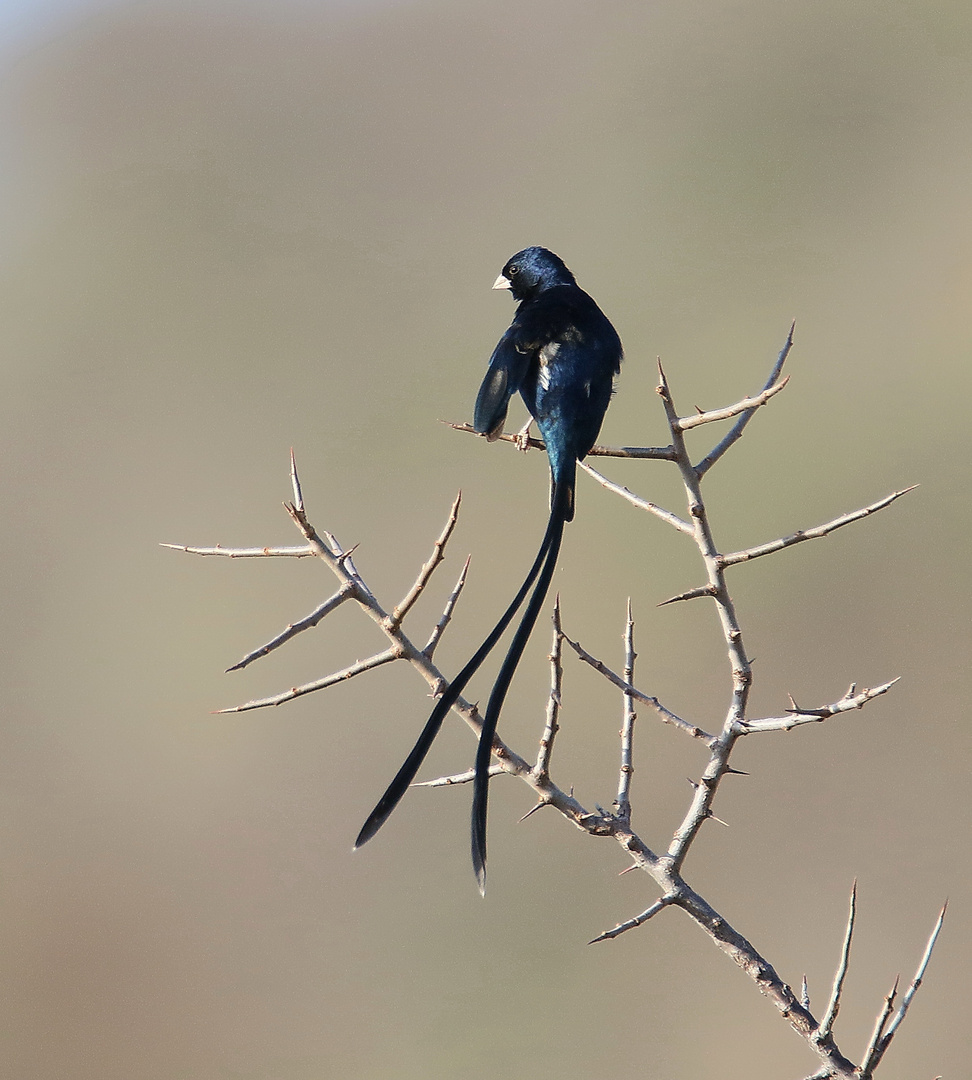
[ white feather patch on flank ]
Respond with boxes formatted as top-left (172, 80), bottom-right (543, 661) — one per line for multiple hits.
top-left (538, 341), bottom-right (559, 391)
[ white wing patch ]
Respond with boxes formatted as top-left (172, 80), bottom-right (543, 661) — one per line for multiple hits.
top-left (538, 341), bottom-right (559, 391)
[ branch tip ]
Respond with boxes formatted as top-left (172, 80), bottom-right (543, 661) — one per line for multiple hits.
top-left (289, 448), bottom-right (304, 513)
top-left (818, 880), bottom-right (857, 1040)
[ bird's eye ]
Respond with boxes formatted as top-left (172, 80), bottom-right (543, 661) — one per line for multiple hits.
top-left (508, 265), bottom-right (520, 276)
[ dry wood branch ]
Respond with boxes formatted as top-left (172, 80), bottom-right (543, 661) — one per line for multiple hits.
top-left (860, 976), bottom-right (898, 1077)
top-left (579, 462), bottom-right (693, 534)
top-left (217, 648), bottom-right (399, 712)
top-left (444, 421), bottom-right (676, 460)
top-left (674, 884), bottom-right (858, 1079)
top-left (562, 632), bottom-right (715, 744)
top-left (653, 357), bottom-right (755, 872)
top-left (675, 375), bottom-right (789, 431)
top-left (390, 491), bottom-right (462, 629)
top-left (616, 599), bottom-right (637, 822)
top-left (694, 321), bottom-right (795, 477)
top-left (535, 598), bottom-right (564, 781)
top-left (589, 895), bottom-right (672, 945)
top-left (658, 583), bottom-right (718, 606)
top-left (719, 487), bottom-right (917, 568)
top-left (817, 882), bottom-right (856, 1041)
top-left (422, 555), bottom-right (470, 658)
top-left (741, 680), bottom-right (900, 733)
top-left (860, 903), bottom-right (947, 1077)
top-left (412, 764), bottom-right (505, 788)
top-left (161, 542), bottom-right (315, 557)
top-left (226, 585), bottom-right (355, 672)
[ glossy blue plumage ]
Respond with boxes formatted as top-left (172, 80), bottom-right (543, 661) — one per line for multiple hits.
top-left (474, 247), bottom-right (621, 518)
top-left (357, 248), bottom-right (622, 893)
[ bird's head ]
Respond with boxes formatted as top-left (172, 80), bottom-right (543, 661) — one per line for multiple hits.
top-left (492, 246), bottom-right (576, 301)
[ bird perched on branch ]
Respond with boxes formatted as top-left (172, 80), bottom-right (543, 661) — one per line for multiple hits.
top-left (355, 247), bottom-right (622, 892)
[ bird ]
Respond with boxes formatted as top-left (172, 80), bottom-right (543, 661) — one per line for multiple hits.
top-left (355, 247), bottom-right (622, 893)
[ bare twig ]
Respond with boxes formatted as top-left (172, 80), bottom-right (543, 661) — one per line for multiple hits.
top-left (579, 462), bottom-right (693, 534)
top-left (861, 903), bottom-right (947, 1076)
top-left (444, 421), bottom-right (676, 460)
top-left (817, 881), bottom-right (857, 1041)
top-left (412, 764), bottom-right (505, 788)
top-left (654, 356), bottom-right (755, 872)
top-left (616, 599), bottom-right (637, 822)
top-left (226, 584), bottom-right (355, 672)
top-left (741, 680), bottom-right (900, 733)
top-left (694, 321), bottom-right (795, 477)
top-left (536, 597), bottom-right (564, 781)
top-left (562, 632), bottom-right (714, 744)
top-left (675, 375), bottom-right (789, 431)
top-left (161, 543), bottom-right (315, 557)
top-left (216, 648), bottom-right (399, 712)
top-left (589, 895), bottom-right (673, 945)
top-left (657, 584), bottom-right (718, 606)
top-left (719, 488), bottom-right (917, 568)
top-left (390, 491), bottom-right (462, 629)
top-left (860, 976), bottom-right (899, 1077)
top-left (422, 555), bottom-right (471, 658)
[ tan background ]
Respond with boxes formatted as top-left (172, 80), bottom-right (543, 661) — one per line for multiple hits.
top-left (0, 1), bottom-right (968, 1077)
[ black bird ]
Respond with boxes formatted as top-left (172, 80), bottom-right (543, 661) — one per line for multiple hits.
top-left (355, 247), bottom-right (622, 892)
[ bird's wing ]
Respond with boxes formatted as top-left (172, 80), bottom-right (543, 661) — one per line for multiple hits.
top-left (473, 328), bottom-right (533, 442)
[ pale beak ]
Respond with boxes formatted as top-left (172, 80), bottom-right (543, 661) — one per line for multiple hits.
top-left (492, 274), bottom-right (511, 291)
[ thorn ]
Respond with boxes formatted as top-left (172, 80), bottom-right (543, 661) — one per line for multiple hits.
top-left (723, 766), bottom-right (749, 776)
top-left (518, 802), bottom-right (545, 823)
top-left (337, 543), bottom-right (360, 566)
top-left (289, 447), bottom-right (304, 513)
top-left (655, 356), bottom-right (669, 392)
top-left (618, 864), bottom-right (638, 876)
top-left (707, 812), bottom-right (730, 828)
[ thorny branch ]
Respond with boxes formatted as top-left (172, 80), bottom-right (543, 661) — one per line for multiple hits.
top-left (168, 326), bottom-right (942, 1078)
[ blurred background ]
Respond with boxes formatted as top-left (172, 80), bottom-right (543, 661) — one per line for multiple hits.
top-left (0, 1), bottom-right (968, 1077)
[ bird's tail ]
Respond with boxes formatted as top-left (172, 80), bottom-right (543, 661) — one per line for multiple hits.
top-left (354, 490), bottom-right (566, 851)
top-left (471, 472), bottom-right (573, 894)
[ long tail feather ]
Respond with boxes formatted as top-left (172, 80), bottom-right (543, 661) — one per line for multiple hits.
top-left (354, 504), bottom-right (562, 850)
top-left (471, 478), bottom-right (571, 894)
